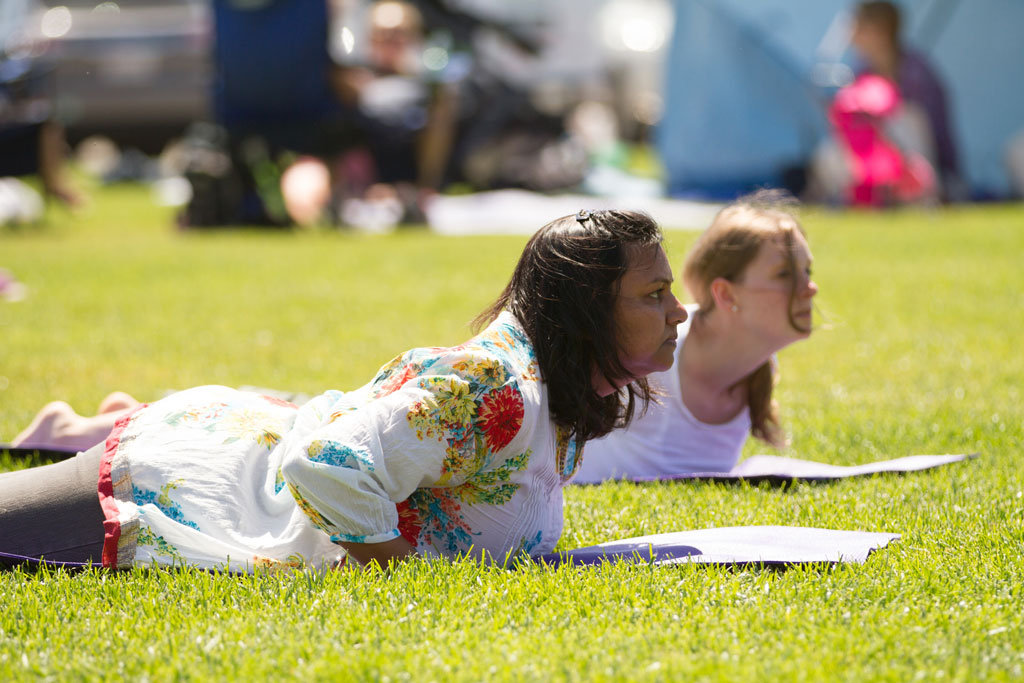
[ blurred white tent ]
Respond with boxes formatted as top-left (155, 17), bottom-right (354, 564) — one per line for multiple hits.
top-left (425, 189), bottom-right (721, 234)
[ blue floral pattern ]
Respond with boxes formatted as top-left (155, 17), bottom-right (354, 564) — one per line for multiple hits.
top-left (132, 480), bottom-right (200, 531)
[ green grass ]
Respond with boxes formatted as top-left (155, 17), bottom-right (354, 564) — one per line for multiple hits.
top-left (2, 185), bottom-right (1023, 680)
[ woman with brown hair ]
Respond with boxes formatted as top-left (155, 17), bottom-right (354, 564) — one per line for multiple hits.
top-left (574, 194), bottom-right (818, 483)
top-left (3, 210), bottom-right (687, 570)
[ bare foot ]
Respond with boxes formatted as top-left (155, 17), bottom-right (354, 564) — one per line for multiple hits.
top-left (12, 401), bottom-right (79, 449)
top-left (97, 391), bottom-right (139, 414)
top-left (11, 401), bottom-right (121, 451)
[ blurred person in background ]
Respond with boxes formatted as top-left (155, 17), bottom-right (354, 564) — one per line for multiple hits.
top-left (180, 0), bottom-right (351, 228)
top-left (324, 0), bottom-right (584, 226)
top-left (840, 0), bottom-right (960, 204)
top-left (325, 0), bottom-right (602, 220)
top-left (825, 70), bottom-right (938, 207)
top-left (326, 0), bottom-right (458, 226)
top-left (0, 0), bottom-right (83, 214)
top-left (183, 0), bottom-right (610, 229)
top-left (187, 0), bottom-right (475, 229)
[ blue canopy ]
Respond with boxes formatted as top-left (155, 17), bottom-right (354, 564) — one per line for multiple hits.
top-left (656, 0), bottom-right (1024, 199)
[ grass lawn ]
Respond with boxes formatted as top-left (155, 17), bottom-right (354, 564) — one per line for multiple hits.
top-left (1, 183), bottom-right (1022, 680)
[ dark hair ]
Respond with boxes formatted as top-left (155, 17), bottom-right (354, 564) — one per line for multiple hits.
top-left (856, 1), bottom-right (901, 46)
top-left (476, 210), bottom-right (664, 443)
top-left (682, 190), bottom-right (808, 448)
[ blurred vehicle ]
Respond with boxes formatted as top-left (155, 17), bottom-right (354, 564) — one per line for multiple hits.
top-left (21, 0), bottom-right (212, 153)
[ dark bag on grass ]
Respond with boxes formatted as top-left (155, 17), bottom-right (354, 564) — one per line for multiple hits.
top-left (177, 124), bottom-right (288, 228)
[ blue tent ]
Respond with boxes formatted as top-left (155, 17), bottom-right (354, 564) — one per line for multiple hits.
top-left (656, 0), bottom-right (1024, 199)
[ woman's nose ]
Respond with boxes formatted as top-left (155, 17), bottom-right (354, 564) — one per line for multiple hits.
top-left (667, 293), bottom-right (688, 324)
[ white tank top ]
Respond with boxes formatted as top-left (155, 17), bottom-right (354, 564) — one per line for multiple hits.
top-left (573, 306), bottom-right (752, 483)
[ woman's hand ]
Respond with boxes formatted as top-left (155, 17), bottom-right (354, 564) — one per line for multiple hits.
top-left (338, 536), bottom-right (417, 569)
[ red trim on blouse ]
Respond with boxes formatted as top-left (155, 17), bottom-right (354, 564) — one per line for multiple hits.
top-left (395, 500), bottom-right (421, 546)
top-left (97, 405), bottom-right (147, 568)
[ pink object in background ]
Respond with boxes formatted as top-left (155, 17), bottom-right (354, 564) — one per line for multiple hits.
top-left (831, 74), bottom-right (935, 206)
top-left (0, 268), bottom-right (28, 302)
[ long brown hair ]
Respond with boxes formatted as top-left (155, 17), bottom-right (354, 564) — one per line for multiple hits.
top-left (682, 191), bottom-right (808, 447)
top-left (476, 210), bottom-right (664, 444)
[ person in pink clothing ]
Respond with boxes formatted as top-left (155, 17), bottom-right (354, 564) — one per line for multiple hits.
top-left (835, 0), bottom-right (961, 204)
top-left (829, 72), bottom-right (936, 206)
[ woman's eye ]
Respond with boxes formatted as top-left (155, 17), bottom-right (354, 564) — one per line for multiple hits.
top-left (648, 289), bottom-right (663, 300)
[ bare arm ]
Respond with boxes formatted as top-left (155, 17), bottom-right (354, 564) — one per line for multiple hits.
top-left (417, 84), bottom-right (458, 190)
top-left (338, 536), bottom-right (417, 569)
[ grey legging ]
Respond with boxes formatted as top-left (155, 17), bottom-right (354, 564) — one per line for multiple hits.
top-left (0, 443), bottom-right (106, 567)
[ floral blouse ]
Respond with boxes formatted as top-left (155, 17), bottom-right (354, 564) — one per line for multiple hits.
top-left (98, 313), bottom-right (583, 572)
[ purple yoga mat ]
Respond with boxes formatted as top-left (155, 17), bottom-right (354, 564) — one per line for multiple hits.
top-left (0, 551), bottom-right (92, 570)
top-left (2, 449), bottom-right (977, 482)
top-left (1, 446), bottom-right (79, 461)
top-left (3, 527), bottom-right (900, 572)
top-left (629, 453), bottom-right (976, 484)
top-left (5, 526), bottom-right (898, 572)
top-left (538, 526), bottom-right (900, 567)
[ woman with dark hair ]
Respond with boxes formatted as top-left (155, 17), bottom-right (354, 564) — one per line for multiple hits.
top-left (574, 196), bottom-right (818, 483)
top-left (3, 210), bottom-right (686, 570)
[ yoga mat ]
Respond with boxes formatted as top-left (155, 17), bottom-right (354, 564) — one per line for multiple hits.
top-left (4, 526), bottom-right (899, 572)
top-left (0, 550), bottom-right (92, 570)
top-left (537, 526), bottom-right (900, 567)
top-left (1, 446), bottom-right (78, 462)
top-left (7, 447), bottom-right (976, 486)
top-left (625, 453), bottom-right (977, 484)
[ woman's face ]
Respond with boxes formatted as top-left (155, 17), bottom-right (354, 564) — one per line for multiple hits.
top-left (731, 230), bottom-right (818, 348)
top-left (600, 244), bottom-right (688, 395)
top-left (850, 18), bottom-right (893, 69)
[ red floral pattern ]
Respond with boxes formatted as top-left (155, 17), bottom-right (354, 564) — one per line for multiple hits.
top-left (375, 362), bottom-right (420, 399)
top-left (478, 385), bottom-right (524, 452)
top-left (395, 500), bottom-right (422, 545)
top-left (259, 394), bottom-right (298, 409)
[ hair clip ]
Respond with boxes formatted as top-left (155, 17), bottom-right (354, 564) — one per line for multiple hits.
top-left (576, 209), bottom-right (592, 223)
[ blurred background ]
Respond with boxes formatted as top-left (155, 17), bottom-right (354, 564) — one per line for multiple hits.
top-left (2, 0), bottom-right (1023, 231)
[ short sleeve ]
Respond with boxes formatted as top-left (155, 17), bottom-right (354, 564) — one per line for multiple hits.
top-left (280, 368), bottom-right (526, 545)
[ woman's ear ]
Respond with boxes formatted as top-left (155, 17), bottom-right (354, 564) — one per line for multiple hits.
top-left (709, 277), bottom-right (737, 312)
